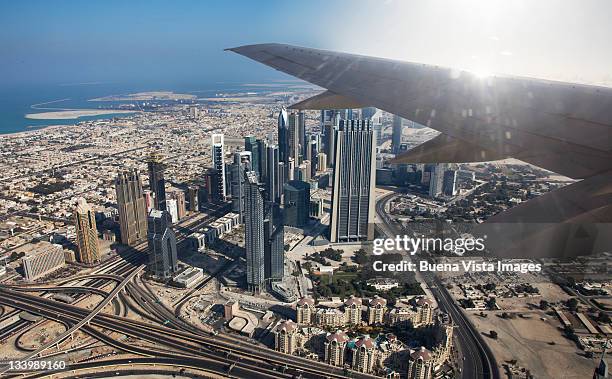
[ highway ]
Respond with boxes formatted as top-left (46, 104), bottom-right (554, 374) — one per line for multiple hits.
top-left (0, 202), bottom-right (229, 343)
top-left (375, 192), bottom-right (500, 379)
top-left (0, 265), bottom-right (145, 376)
top-left (0, 201), bottom-right (379, 378)
top-left (0, 288), bottom-right (376, 379)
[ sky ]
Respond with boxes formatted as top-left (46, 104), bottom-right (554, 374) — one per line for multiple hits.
top-left (1, 0), bottom-right (611, 88)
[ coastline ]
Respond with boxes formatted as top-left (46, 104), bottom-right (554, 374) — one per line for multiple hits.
top-left (0, 124), bottom-right (71, 138)
top-left (25, 109), bottom-right (139, 120)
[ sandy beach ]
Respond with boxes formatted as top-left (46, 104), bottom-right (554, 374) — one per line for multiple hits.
top-left (25, 109), bottom-right (139, 120)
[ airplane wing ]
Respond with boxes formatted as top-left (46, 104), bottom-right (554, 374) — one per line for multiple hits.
top-left (227, 43), bottom-right (612, 257)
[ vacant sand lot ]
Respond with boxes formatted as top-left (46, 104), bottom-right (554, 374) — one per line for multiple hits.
top-left (469, 310), bottom-right (596, 378)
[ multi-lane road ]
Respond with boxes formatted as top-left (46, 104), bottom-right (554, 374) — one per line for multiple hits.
top-left (0, 201), bottom-right (379, 379)
top-left (375, 192), bottom-right (500, 379)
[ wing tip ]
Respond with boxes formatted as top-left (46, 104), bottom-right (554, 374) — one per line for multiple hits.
top-left (224, 43), bottom-right (284, 55)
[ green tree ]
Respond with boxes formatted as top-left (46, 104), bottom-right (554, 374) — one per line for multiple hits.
top-left (353, 249), bottom-right (369, 265)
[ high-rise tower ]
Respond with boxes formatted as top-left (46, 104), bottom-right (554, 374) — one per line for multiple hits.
top-left (115, 169), bottom-right (148, 246)
top-left (265, 144), bottom-right (281, 203)
top-left (147, 209), bottom-right (178, 279)
top-left (264, 201), bottom-right (284, 281)
top-left (147, 152), bottom-right (166, 211)
top-left (74, 198), bottom-right (100, 264)
top-left (329, 119), bottom-right (377, 243)
top-left (429, 164), bottom-right (446, 198)
top-left (244, 135), bottom-right (259, 175)
top-left (230, 151), bottom-right (252, 222)
top-left (278, 108), bottom-right (289, 163)
top-left (287, 111), bottom-right (304, 164)
top-left (392, 114), bottom-right (403, 153)
top-left (283, 180), bottom-right (310, 228)
top-left (244, 171), bottom-right (265, 293)
top-left (211, 134), bottom-right (227, 200)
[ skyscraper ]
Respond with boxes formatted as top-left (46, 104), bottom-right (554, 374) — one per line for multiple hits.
top-left (283, 180), bottom-right (310, 228)
top-left (298, 111), bottom-right (307, 159)
top-left (310, 139), bottom-right (319, 176)
top-left (287, 111), bottom-right (304, 164)
top-left (244, 135), bottom-right (259, 175)
top-left (322, 118), bottom-right (337, 168)
top-left (169, 190), bottom-right (187, 219)
top-left (188, 185), bottom-right (199, 212)
top-left (257, 138), bottom-right (268, 181)
top-left (74, 198), bottom-right (100, 265)
top-left (147, 152), bottom-right (167, 211)
top-left (361, 107), bottom-right (376, 120)
top-left (429, 164), bottom-right (446, 198)
top-left (442, 169), bottom-right (457, 196)
top-left (287, 157), bottom-right (295, 181)
top-left (392, 114), bottom-right (403, 154)
top-left (147, 209), bottom-right (178, 279)
top-left (264, 201), bottom-right (284, 281)
top-left (166, 198), bottom-right (178, 223)
top-left (265, 144), bottom-right (281, 203)
top-left (230, 151), bottom-right (252, 222)
top-left (203, 168), bottom-right (222, 203)
top-left (317, 152), bottom-right (328, 172)
top-left (278, 162), bottom-right (287, 197)
top-left (115, 169), bottom-right (148, 246)
top-left (329, 119), bottom-right (377, 243)
top-left (211, 134), bottom-right (227, 200)
top-left (278, 108), bottom-right (289, 163)
top-left (295, 161), bottom-right (311, 182)
top-left (244, 171), bottom-right (265, 293)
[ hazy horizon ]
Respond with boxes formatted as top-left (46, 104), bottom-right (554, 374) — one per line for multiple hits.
top-left (2, 0), bottom-right (612, 88)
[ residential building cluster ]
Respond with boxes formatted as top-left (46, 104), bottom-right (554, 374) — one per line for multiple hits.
top-left (274, 295), bottom-right (453, 378)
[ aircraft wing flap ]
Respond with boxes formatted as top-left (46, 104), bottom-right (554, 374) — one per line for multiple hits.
top-left (289, 90), bottom-right (368, 110)
top-left (475, 170), bottom-right (612, 258)
top-left (391, 134), bottom-right (506, 163)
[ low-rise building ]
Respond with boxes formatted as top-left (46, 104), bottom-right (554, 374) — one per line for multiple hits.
top-left (351, 335), bottom-right (378, 374)
top-left (344, 296), bottom-right (363, 325)
top-left (324, 330), bottom-right (349, 367)
top-left (407, 347), bottom-right (434, 379)
top-left (367, 296), bottom-right (387, 325)
top-left (274, 320), bottom-right (298, 354)
top-left (296, 297), bottom-right (315, 325)
top-left (315, 308), bottom-right (345, 327)
top-left (21, 242), bottom-right (65, 281)
top-left (174, 267), bottom-right (204, 288)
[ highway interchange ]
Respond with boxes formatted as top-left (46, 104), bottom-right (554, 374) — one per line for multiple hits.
top-left (0, 192), bottom-right (500, 378)
top-left (0, 203), bottom-right (377, 379)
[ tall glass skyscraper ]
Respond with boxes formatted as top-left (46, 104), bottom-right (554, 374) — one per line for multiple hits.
top-left (230, 151), bottom-right (252, 222)
top-left (429, 164), bottom-right (446, 198)
top-left (244, 171), bottom-right (265, 293)
top-left (147, 209), bottom-right (178, 279)
top-left (244, 135), bottom-right (259, 175)
top-left (283, 180), bottom-right (310, 228)
top-left (74, 198), bottom-right (100, 265)
top-left (278, 108), bottom-right (289, 163)
top-left (147, 152), bottom-right (166, 211)
top-left (256, 138), bottom-right (268, 180)
top-left (211, 134), bottom-right (227, 200)
top-left (115, 169), bottom-right (148, 246)
top-left (264, 201), bottom-right (284, 281)
top-left (392, 114), bottom-right (403, 154)
top-left (329, 119), bottom-right (377, 243)
top-left (287, 111), bottom-right (304, 164)
top-left (265, 144), bottom-right (281, 203)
